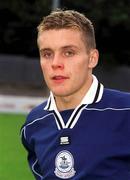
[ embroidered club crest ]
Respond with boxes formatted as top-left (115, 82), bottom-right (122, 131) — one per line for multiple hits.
top-left (54, 150), bottom-right (76, 179)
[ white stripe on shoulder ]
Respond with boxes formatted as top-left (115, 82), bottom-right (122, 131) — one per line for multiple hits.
top-left (20, 126), bottom-right (26, 139)
top-left (20, 113), bottom-right (53, 140)
top-left (25, 113), bottom-right (53, 128)
top-left (32, 159), bottom-right (43, 179)
top-left (85, 107), bottom-right (130, 111)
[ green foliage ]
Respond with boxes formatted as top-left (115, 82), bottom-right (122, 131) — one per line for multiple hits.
top-left (0, 0), bottom-right (130, 65)
top-left (0, 0), bottom-right (52, 23)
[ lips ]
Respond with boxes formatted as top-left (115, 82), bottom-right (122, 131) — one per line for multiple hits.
top-left (52, 75), bottom-right (69, 83)
top-left (52, 76), bottom-right (67, 80)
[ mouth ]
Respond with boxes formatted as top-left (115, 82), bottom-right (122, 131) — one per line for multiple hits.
top-left (52, 75), bottom-right (69, 83)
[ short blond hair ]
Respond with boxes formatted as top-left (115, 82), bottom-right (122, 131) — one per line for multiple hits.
top-left (37, 9), bottom-right (96, 50)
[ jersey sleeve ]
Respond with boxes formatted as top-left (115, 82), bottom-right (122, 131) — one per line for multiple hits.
top-left (21, 126), bottom-right (43, 180)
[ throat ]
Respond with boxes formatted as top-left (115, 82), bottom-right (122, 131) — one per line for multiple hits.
top-left (55, 96), bottom-right (81, 111)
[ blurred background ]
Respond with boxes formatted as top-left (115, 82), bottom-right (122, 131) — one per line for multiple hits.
top-left (0, 0), bottom-right (130, 179)
top-left (0, 0), bottom-right (130, 97)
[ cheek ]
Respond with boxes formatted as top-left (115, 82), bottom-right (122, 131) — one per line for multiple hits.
top-left (40, 61), bottom-right (48, 72)
top-left (74, 60), bottom-right (88, 74)
top-left (73, 62), bottom-right (89, 82)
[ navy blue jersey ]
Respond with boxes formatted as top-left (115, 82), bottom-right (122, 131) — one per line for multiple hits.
top-left (21, 76), bottom-right (130, 179)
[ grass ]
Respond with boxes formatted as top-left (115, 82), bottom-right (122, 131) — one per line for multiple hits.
top-left (0, 113), bottom-right (34, 180)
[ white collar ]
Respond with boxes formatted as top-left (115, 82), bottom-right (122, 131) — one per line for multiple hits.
top-left (44, 75), bottom-right (104, 111)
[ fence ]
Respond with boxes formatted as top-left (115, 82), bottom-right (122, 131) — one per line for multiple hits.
top-left (0, 54), bottom-right (130, 94)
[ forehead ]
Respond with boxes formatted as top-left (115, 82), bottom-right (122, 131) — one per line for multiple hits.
top-left (37, 28), bottom-right (85, 49)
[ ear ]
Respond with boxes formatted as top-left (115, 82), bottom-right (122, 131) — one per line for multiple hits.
top-left (88, 49), bottom-right (99, 68)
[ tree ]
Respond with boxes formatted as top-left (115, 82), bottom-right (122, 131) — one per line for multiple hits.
top-left (61, 0), bottom-right (130, 65)
top-left (0, 0), bottom-right (130, 65)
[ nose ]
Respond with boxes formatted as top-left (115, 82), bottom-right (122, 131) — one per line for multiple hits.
top-left (51, 54), bottom-right (64, 70)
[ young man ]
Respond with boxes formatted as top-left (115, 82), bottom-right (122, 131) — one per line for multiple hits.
top-left (21, 9), bottom-right (130, 179)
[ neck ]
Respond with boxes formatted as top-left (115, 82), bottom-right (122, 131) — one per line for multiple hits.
top-left (54, 76), bottom-right (93, 111)
top-left (55, 96), bottom-right (81, 111)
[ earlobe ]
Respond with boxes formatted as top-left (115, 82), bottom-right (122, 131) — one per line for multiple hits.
top-left (88, 49), bottom-right (99, 68)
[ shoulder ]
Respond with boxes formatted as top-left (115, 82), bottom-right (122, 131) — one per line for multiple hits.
top-left (104, 88), bottom-right (130, 98)
top-left (101, 88), bottom-right (130, 108)
top-left (25, 100), bottom-right (49, 125)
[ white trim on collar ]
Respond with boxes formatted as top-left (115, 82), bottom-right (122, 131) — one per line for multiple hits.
top-left (44, 75), bottom-right (104, 111)
top-left (81, 75), bottom-right (103, 105)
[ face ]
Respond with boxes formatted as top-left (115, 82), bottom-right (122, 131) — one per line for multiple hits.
top-left (37, 29), bottom-right (98, 98)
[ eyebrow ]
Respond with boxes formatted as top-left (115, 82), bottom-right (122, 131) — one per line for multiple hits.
top-left (61, 45), bottom-right (79, 50)
top-left (39, 48), bottom-right (51, 53)
top-left (39, 45), bottom-right (80, 53)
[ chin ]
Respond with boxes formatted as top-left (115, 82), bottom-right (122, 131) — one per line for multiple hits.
top-left (52, 89), bottom-right (70, 97)
top-left (53, 92), bottom-right (68, 97)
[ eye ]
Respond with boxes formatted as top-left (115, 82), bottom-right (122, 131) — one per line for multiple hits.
top-left (40, 50), bottom-right (53, 59)
top-left (64, 50), bottom-right (75, 57)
